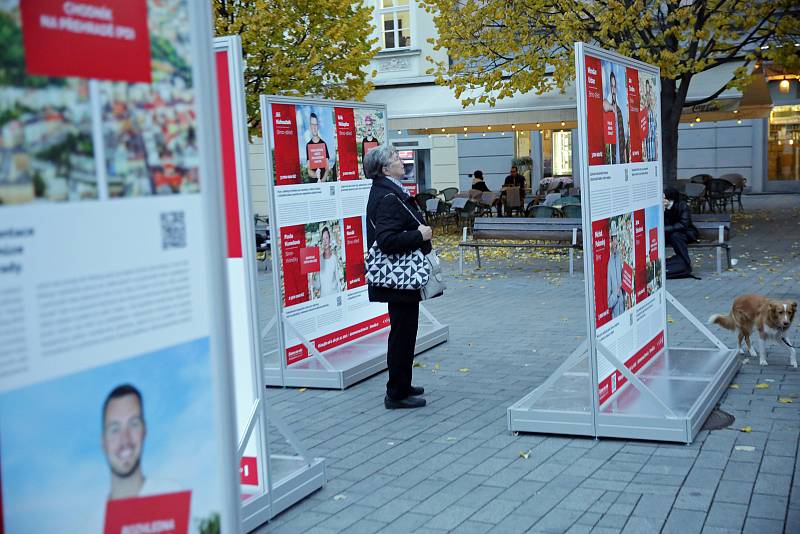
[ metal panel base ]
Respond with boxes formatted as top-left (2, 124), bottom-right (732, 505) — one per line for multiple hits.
top-left (264, 322), bottom-right (449, 389)
top-left (508, 346), bottom-right (740, 443)
top-left (241, 455), bottom-right (326, 532)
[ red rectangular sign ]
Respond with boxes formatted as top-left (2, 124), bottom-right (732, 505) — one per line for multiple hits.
top-left (592, 219), bottom-right (611, 328)
top-left (272, 103), bottom-right (301, 185)
top-left (299, 246), bottom-right (320, 274)
top-left (343, 216), bottom-right (366, 289)
top-left (633, 209), bottom-right (647, 303)
top-left (20, 0), bottom-right (151, 83)
top-left (104, 491), bottom-right (191, 534)
top-left (216, 50), bottom-right (242, 259)
top-left (626, 67), bottom-right (642, 162)
top-left (280, 225), bottom-right (309, 307)
top-left (649, 227), bottom-right (658, 261)
top-left (335, 107), bottom-right (359, 181)
top-left (585, 55), bottom-right (605, 166)
top-left (240, 456), bottom-right (259, 486)
top-left (621, 262), bottom-right (633, 294)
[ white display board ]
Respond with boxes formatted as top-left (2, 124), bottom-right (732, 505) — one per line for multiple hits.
top-left (214, 37), bottom-right (325, 530)
top-left (576, 44), bottom-right (668, 407)
top-left (263, 97), bottom-right (391, 367)
top-left (507, 43), bottom-right (738, 444)
top-left (0, 2), bottom-right (240, 532)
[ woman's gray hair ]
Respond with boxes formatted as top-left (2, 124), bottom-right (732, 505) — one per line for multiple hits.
top-left (362, 144), bottom-right (396, 180)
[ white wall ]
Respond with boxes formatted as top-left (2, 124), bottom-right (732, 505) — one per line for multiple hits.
top-left (457, 133), bottom-right (514, 190)
top-left (248, 142), bottom-right (268, 217)
top-left (429, 134), bottom-right (459, 190)
top-left (676, 119), bottom-right (765, 191)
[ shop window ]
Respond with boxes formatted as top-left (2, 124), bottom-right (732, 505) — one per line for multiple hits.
top-left (768, 105), bottom-right (800, 181)
top-left (379, 0), bottom-right (411, 50)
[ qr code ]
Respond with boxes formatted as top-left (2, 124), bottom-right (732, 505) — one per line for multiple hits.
top-left (160, 211), bottom-right (186, 249)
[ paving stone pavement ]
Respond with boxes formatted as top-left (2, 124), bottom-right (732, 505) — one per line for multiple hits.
top-left (254, 194), bottom-right (800, 534)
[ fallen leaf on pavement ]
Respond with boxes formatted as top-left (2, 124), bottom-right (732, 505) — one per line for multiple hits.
top-left (740, 426), bottom-right (752, 433)
top-left (667, 315), bottom-right (674, 324)
top-left (298, 388), bottom-right (307, 393)
top-left (755, 383), bottom-right (770, 389)
top-left (734, 445), bottom-right (755, 452)
top-left (519, 450), bottom-right (531, 460)
top-left (333, 494), bottom-right (347, 501)
top-left (729, 384), bottom-right (740, 389)
top-left (459, 368), bottom-right (470, 373)
top-left (778, 397), bottom-right (793, 404)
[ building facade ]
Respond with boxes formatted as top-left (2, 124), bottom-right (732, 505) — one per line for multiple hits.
top-left (363, 0), bottom-right (800, 194)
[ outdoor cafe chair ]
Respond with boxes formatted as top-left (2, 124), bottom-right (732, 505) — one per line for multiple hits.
top-left (560, 204), bottom-right (582, 219)
top-left (477, 191), bottom-right (499, 217)
top-left (689, 173), bottom-right (712, 185)
top-left (717, 173), bottom-right (746, 211)
top-left (452, 198), bottom-right (477, 230)
top-left (683, 182), bottom-right (707, 213)
top-left (424, 188), bottom-right (438, 196)
top-left (558, 196), bottom-right (581, 206)
top-left (706, 178), bottom-right (735, 213)
top-left (414, 193), bottom-right (436, 222)
top-left (504, 187), bottom-right (524, 216)
top-left (527, 205), bottom-right (560, 218)
top-left (440, 187), bottom-right (459, 202)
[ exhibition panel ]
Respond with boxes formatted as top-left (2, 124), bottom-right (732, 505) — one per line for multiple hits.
top-left (508, 43), bottom-right (738, 443)
top-left (259, 95), bottom-right (449, 389)
top-left (0, 2), bottom-right (241, 532)
top-left (214, 36), bottom-right (325, 529)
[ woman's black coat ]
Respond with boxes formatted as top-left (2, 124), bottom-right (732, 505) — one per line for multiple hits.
top-left (664, 200), bottom-right (699, 242)
top-left (366, 176), bottom-right (432, 303)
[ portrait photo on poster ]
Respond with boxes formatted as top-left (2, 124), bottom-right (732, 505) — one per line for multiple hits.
top-left (601, 60), bottom-right (630, 165)
top-left (601, 212), bottom-right (635, 321)
top-left (354, 108), bottom-right (385, 180)
top-left (305, 219), bottom-right (345, 300)
top-left (296, 105), bottom-right (338, 183)
top-left (638, 71), bottom-right (659, 162)
top-left (0, 338), bottom-right (223, 534)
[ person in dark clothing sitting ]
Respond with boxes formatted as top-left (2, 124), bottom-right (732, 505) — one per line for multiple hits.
top-left (470, 170), bottom-right (490, 192)
top-left (663, 186), bottom-right (699, 278)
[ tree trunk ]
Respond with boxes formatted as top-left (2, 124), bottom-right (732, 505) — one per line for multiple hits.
top-left (660, 76), bottom-right (691, 183)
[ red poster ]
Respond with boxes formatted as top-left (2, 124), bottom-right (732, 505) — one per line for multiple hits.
top-left (20, 0), bottom-right (151, 83)
top-left (280, 225), bottom-right (309, 307)
top-left (104, 491), bottom-right (191, 534)
top-left (621, 262), bottom-right (633, 294)
top-left (307, 142), bottom-right (328, 170)
top-left (271, 104), bottom-right (301, 185)
top-left (603, 111), bottom-right (617, 144)
top-left (649, 227), bottom-right (658, 261)
top-left (585, 55), bottom-right (605, 166)
top-left (299, 246), bottom-right (320, 274)
top-left (215, 50), bottom-right (242, 259)
top-left (285, 313), bottom-right (391, 365)
top-left (626, 68), bottom-right (642, 162)
top-left (592, 219), bottom-right (611, 327)
top-left (343, 217), bottom-right (366, 289)
top-left (240, 457), bottom-right (259, 486)
top-left (335, 108), bottom-right (359, 180)
top-left (633, 209), bottom-right (647, 303)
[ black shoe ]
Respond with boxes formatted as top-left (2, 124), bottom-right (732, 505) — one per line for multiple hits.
top-left (408, 385), bottom-right (425, 396)
top-left (384, 395), bottom-right (426, 409)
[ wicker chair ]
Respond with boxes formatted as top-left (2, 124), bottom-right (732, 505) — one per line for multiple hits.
top-left (717, 173), bottom-right (746, 211)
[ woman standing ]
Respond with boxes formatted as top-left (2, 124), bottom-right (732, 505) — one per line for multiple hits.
top-left (363, 145), bottom-right (432, 409)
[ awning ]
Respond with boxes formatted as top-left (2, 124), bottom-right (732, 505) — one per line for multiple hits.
top-left (365, 62), bottom-right (769, 131)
